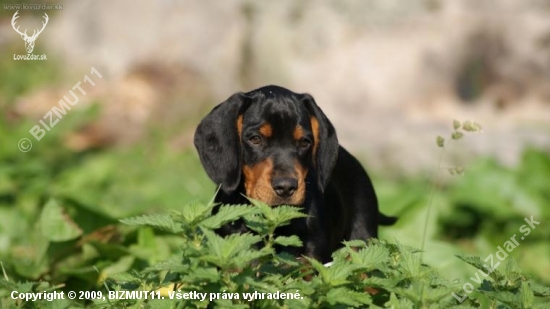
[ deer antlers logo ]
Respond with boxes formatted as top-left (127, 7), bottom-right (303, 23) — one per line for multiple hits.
top-left (11, 10), bottom-right (49, 54)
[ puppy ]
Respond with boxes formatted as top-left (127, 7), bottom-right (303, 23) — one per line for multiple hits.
top-left (194, 85), bottom-right (396, 262)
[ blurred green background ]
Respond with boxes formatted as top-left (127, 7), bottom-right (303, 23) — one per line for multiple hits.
top-left (1, 0), bottom-right (549, 294)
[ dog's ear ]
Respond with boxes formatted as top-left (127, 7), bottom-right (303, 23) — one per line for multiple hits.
top-left (194, 92), bottom-right (252, 194)
top-left (301, 93), bottom-right (339, 191)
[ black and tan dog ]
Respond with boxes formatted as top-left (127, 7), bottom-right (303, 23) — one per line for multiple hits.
top-left (194, 85), bottom-right (396, 263)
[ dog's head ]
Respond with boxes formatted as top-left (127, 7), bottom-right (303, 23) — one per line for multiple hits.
top-left (194, 85), bottom-right (339, 206)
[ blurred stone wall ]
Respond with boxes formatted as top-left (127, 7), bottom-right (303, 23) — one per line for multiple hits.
top-left (5, 0), bottom-right (550, 174)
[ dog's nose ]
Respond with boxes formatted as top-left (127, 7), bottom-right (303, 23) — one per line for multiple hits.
top-left (271, 177), bottom-right (298, 198)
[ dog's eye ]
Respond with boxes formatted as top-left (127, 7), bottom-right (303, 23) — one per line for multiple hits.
top-left (299, 138), bottom-right (311, 149)
top-left (249, 135), bottom-right (262, 145)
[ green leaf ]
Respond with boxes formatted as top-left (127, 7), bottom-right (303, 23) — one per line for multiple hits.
top-left (120, 213), bottom-right (181, 233)
top-left (529, 280), bottom-right (550, 297)
top-left (273, 252), bottom-right (302, 267)
top-left (234, 248), bottom-right (273, 268)
top-left (504, 258), bottom-right (523, 284)
top-left (520, 281), bottom-right (534, 308)
top-left (40, 199), bottom-right (82, 242)
top-left (247, 199), bottom-right (307, 227)
top-left (143, 255), bottom-right (189, 273)
top-left (342, 239), bottom-right (368, 249)
top-left (363, 276), bottom-right (401, 290)
top-left (480, 291), bottom-right (519, 307)
top-left (325, 287), bottom-right (372, 306)
top-left (349, 243), bottom-right (390, 270)
top-left (456, 255), bottom-right (505, 282)
top-left (247, 198), bottom-right (274, 221)
top-left (179, 200), bottom-right (216, 226)
top-left (181, 267), bottom-right (220, 283)
top-left (105, 272), bottom-right (141, 284)
top-left (456, 255), bottom-right (488, 271)
top-left (101, 255), bottom-right (135, 279)
top-left (324, 262), bottom-right (360, 286)
top-left (422, 286), bottom-right (456, 303)
top-left (397, 242), bottom-right (421, 276)
top-left (201, 229), bottom-right (261, 268)
top-left (385, 292), bottom-right (415, 308)
top-left (304, 257), bottom-right (329, 283)
top-left (201, 205), bottom-right (257, 229)
top-left (269, 206), bottom-right (308, 227)
top-left (245, 276), bottom-right (282, 293)
top-left (243, 214), bottom-right (270, 235)
top-left (274, 235), bottom-right (303, 247)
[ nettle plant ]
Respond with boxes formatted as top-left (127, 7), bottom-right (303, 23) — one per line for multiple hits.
top-left (84, 196), bottom-right (481, 308)
top-left (97, 196), bottom-right (549, 309)
top-left (2, 198), bottom-right (548, 308)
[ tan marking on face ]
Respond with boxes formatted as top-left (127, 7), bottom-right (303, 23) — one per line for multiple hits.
top-left (310, 117), bottom-right (320, 160)
top-left (242, 159), bottom-right (308, 206)
top-left (237, 115), bottom-right (243, 139)
top-left (243, 159), bottom-right (274, 204)
top-left (292, 160), bottom-right (308, 205)
top-left (259, 123), bottom-right (272, 137)
top-left (293, 125), bottom-right (305, 141)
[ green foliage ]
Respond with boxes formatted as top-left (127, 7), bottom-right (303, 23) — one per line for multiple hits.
top-left (102, 200), bottom-right (477, 308)
top-left (453, 257), bottom-right (550, 308)
top-left (4, 197), bottom-right (549, 308)
top-left (40, 199), bottom-right (83, 242)
top-left (0, 44), bottom-right (60, 106)
top-left (124, 200), bottom-right (547, 309)
top-left (379, 120), bottom-right (550, 289)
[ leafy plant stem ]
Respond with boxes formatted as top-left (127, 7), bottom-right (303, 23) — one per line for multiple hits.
top-left (419, 146), bottom-right (445, 305)
top-left (421, 146), bottom-right (445, 261)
